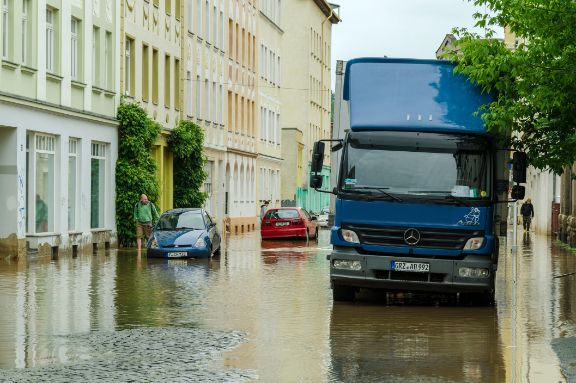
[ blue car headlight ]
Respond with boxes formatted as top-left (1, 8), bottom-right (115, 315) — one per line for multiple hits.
top-left (150, 237), bottom-right (159, 249)
top-left (194, 237), bottom-right (207, 248)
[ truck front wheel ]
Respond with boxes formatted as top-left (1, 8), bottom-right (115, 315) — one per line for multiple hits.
top-left (333, 284), bottom-right (356, 302)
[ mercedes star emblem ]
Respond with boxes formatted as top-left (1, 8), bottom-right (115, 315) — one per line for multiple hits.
top-left (403, 228), bottom-right (421, 246)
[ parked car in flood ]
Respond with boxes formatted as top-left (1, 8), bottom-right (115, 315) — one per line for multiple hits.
top-left (147, 208), bottom-right (221, 259)
top-left (260, 207), bottom-right (318, 240)
top-left (317, 206), bottom-right (330, 227)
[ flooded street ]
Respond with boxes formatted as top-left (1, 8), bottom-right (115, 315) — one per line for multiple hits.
top-left (0, 229), bottom-right (575, 382)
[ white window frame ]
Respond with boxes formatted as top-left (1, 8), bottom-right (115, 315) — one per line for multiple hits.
top-left (46, 8), bottom-right (54, 72)
top-left (71, 18), bottom-right (78, 80)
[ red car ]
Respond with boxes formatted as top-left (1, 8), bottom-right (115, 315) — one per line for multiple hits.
top-left (261, 207), bottom-right (318, 240)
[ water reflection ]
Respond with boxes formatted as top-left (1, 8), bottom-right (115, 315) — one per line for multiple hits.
top-left (0, 231), bottom-right (574, 382)
top-left (328, 303), bottom-right (505, 382)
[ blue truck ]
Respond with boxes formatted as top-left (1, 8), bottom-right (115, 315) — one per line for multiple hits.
top-left (311, 58), bottom-right (526, 304)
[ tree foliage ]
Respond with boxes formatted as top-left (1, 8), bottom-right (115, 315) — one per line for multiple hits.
top-left (449, 0), bottom-right (576, 174)
top-left (116, 100), bottom-right (161, 247)
top-left (168, 120), bottom-right (208, 208)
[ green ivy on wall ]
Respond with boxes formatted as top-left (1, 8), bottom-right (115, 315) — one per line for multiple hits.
top-left (116, 100), bottom-right (161, 247)
top-left (168, 120), bottom-right (208, 208)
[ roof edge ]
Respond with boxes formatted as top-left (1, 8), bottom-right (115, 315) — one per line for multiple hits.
top-left (313, 0), bottom-right (341, 23)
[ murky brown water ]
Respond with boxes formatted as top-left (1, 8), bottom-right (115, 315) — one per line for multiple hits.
top-left (0, 230), bottom-right (574, 382)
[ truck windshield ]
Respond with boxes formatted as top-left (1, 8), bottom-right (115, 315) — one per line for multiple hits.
top-left (341, 131), bottom-right (491, 200)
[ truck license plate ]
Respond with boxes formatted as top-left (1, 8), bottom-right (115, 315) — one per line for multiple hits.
top-left (391, 261), bottom-right (429, 272)
top-left (168, 251), bottom-right (188, 258)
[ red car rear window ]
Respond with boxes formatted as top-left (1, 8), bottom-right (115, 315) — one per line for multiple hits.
top-left (266, 209), bottom-right (300, 219)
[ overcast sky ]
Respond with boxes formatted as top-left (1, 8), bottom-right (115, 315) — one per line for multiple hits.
top-left (330, 0), bottom-right (502, 87)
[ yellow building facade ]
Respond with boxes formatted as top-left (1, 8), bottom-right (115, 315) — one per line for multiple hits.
top-left (280, 0), bottom-right (339, 210)
top-left (256, 0), bottom-right (283, 212)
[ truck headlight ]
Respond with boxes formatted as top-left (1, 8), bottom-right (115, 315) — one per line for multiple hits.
top-left (463, 237), bottom-right (484, 250)
top-left (333, 260), bottom-right (362, 271)
top-left (150, 238), bottom-right (159, 249)
top-left (459, 267), bottom-right (490, 278)
top-left (194, 237), bottom-right (207, 248)
top-left (341, 229), bottom-right (360, 243)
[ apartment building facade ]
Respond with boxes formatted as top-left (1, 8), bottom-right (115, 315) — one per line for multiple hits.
top-left (280, 0), bottom-right (339, 213)
top-left (121, 0), bottom-right (185, 212)
top-left (256, 0), bottom-right (282, 211)
top-left (183, 0), bottom-right (227, 222)
top-left (225, 0), bottom-right (258, 233)
top-left (0, 0), bottom-right (120, 256)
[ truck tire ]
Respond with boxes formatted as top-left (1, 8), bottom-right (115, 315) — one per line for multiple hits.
top-left (333, 284), bottom-right (355, 302)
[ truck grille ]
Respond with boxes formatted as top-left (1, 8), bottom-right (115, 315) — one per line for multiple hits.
top-left (343, 224), bottom-right (483, 250)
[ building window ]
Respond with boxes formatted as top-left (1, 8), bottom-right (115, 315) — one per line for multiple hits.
top-left (204, 161), bottom-right (213, 196)
top-left (105, 31), bottom-right (112, 89)
top-left (93, 27), bottom-right (100, 85)
top-left (204, 0), bottom-right (209, 39)
top-left (31, 134), bottom-right (56, 234)
top-left (68, 139), bottom-right (79, 231)
top-left (204, 79), bottom-right (209, 120)
top-left (142, 44), bottom-right (149, 100)
top-left (196, 75), bottom-right (201, 117)
top-left (71, 18), bottom-right (78, 80)
top-left (152, 48), bottom-right (159, 103)
top-left (196, 0), bottom-right (201, 36)
top-left (21, 0), bottom-right (29, 64)
top-left (46, 8), bottom-right (54, 71)
top-left (186, 70), bottom-right (191, 116)
top-left (2, 0), bottom-right (9, 59)
top-left (174, 58), bottom-right (180, 110)
top-left (187, 0), bottom-right (192, 33)
top-left (91, 142), bottom-right (107, 229)
top-left (164, 54), bottom-right (170, 107)
top-left (125, 36), bottom-right (135, 95)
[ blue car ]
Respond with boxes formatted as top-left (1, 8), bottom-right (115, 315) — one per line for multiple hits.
top-left (147, 208), bottom-right (221, 259)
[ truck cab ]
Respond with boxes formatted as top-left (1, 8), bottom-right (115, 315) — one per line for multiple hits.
top-left (311, 58), bottom-right (524, 304)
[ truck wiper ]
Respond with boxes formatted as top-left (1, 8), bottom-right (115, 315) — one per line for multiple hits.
top-left (409, 190), bottom-right (471, 206)
top-left (344, 186), bottom-right (403, 202)
top-left (443, 194), bottom-right (471, 207)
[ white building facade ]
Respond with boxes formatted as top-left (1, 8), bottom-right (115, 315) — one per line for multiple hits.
top-left (0, 0), bottom-right (120, 256)
top-left (225, 0), bottom-right (258, 233)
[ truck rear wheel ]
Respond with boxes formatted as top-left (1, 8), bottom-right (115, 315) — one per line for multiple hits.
top-left (333, 284), bottom-right (356, 302)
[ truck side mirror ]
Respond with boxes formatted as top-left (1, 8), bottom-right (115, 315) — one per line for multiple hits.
top-left (512, 152), bottom-right (527, 183)
top-left (511, 185), bottom-right (525, 200)
top-left (310, 174), bottom-right (323, 189)
top-left (311, 141), bottom-right (325, 173)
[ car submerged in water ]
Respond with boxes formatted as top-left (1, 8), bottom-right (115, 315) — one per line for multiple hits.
top-left (147, 208), bottom-right (221, 259)
top-left (260, 207), bottom-right (318, 240)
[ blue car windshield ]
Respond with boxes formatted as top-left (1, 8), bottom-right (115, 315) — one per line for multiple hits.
top-left (157, 211), bottom-right (205, 230)
top-left (341, 131), bottom-right (491, 200)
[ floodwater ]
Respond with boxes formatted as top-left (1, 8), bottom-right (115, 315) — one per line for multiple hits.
top-left (0, 229), bottom-right (574, 382)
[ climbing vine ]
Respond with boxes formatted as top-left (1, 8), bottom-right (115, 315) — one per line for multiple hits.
top-left (168, 120), bottom-right (208, 208)
top-left (115, 100), bottom-right (161, 247)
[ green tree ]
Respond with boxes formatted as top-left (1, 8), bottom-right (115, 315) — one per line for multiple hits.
top-left (168, 120), bottom-right (208, 208)
top-left (449, 0), bottom-right (576, 174)
top-left (116, 100), bottom-right (161, 247)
